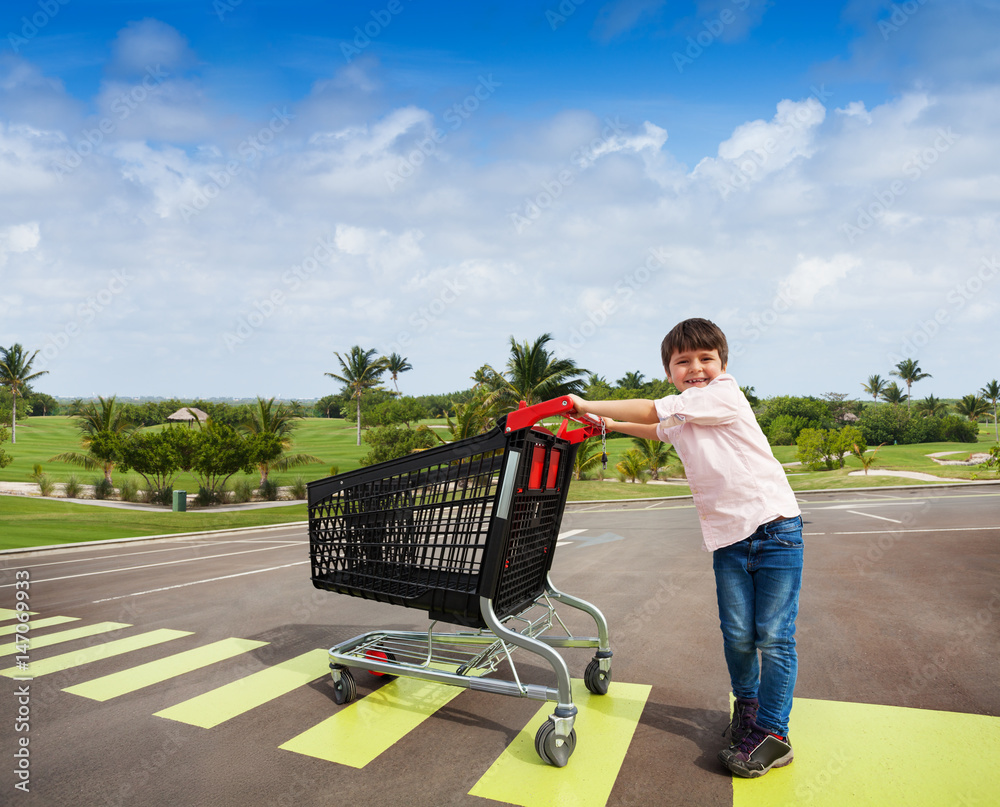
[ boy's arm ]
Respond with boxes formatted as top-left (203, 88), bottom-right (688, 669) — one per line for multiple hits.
top-left (566, 394), bottom-right (661, 441)
top-left (566, 394), bottom-right (659, 425)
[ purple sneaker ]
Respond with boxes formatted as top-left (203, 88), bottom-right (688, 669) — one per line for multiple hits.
top-left (723, 696), bottom-right (759, 744)
top-left (718, 718), bottom-right (793, 778)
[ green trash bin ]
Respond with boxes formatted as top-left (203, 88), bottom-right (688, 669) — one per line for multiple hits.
top-left (172, 490), bottom-right (187, 512)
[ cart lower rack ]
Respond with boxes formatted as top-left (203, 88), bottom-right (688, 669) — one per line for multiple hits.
top-left (307, 396), bottom-right (612, 767)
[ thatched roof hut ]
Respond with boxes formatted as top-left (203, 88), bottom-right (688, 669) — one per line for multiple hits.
top-left (166, 407), bottom-right (209, 424)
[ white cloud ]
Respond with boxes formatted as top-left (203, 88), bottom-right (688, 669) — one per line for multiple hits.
top-left (1, 16), bottom-right (998, 400)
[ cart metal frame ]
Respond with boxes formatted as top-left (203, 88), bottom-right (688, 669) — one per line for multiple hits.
top-left (307, 397), bottom-right (611, 766)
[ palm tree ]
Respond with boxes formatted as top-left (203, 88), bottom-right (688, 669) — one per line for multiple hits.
top-left (861, 374), bottom-right (888, 404)
top-left (572, 438), bottom-right (605, 480)
top-left (914, 394), bottom-right (948, 417)
top-left (0, 344), bottom-right (48, 444)
top-left (955, 394), bottom-right (989, 423)
top-left (385, 353), bottom-right (413, 394)
top-left (242, 397), bottom-right (322, 485)
top-left (891, 359), bottom-right (931, 409)
top-left (325, 347), bottom-right (389, 446)
top-left (980, 380), bottom-right (1000, 442)
top-left (486, 333), bottom-right (588, 412)
top-left (880, 382), bottom-right (908, 406)
top-left (630, 437), bottom-right (676, 481)
top-left (51, 396), bottom-right (134, 483)
top-left (615, 449), bottom-right (648, 483)
top-left (616, 371), bottom-right (645, 389)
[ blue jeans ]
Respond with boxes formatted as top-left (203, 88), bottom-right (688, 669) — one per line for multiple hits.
top-left (713, 515), bottom-right (803, 736)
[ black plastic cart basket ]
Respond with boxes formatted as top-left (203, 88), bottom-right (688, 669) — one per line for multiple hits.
top-left (307, 396), bottom-right (612, 767)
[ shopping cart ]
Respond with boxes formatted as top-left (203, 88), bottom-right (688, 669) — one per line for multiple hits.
top-left (307, 396), bottom-right (612, 767)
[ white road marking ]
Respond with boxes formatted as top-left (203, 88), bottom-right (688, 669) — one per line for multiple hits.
top-left (0, 544), bottom-right (304, 589)
top-left (847, 510), bottom-right (904, 524)
top-left (91, 561), bottom-right (310, 603)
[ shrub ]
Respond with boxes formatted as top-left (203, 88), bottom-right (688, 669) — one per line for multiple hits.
top-left (767, 415), bottom-right (812, 446)
top-left (63, 474), bottom-right (83, 499)
top-left (93, 478), bottom-right (114, 500)
top-left (795, 428), bottom-right (831, 471)
top-left (118, 476), bottom-right (141, 503)
top-left (260, 478), bottom-right (280, 501)
top-left (289, 476), bottom-right (308, 500)
top-left (359, 425), bottom-right (436, 466)
top-left (146, 486), bottom-right (173, 506)
top-left (196, 486), bottom-right (229, 506)
top-left (939, 415), bottom-right (979, 443)
top-left (231, 477), bottom-right (256, 503)
top-left (36, 474), bottom-right (55, 497)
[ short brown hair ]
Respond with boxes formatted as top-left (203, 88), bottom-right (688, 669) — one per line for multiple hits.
top-left (660, 318), bottom-right (729, 369)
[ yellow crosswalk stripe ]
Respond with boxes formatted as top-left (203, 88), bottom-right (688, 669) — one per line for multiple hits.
top-left (154, 648), bottom-right (330, 728)
top-left (0, 621), bottom-right (131, 657)
top-left (63, 638), bottom-right (268, 701)
top-left (0, 616), bottom-right (80, 636)
top-left (0, 629), bottom-right (192, 678)
top-left (0, 609), bottom-right (37, 621)
top-left (280, 671), bottom-right (468, 767)
top-left (469, 679), bottom-right (651, 807)
top-left (733, 698), bottom-right (1000, 807)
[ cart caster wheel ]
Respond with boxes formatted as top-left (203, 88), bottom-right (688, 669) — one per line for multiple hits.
top-left (332, 669), bottom-right (356, 705)
top-left (534, 721), bottom-right (577, 768)
top-left (365, 649), bottom-right (396, 677)
top-left (584, 658), bottom-right (611, 695)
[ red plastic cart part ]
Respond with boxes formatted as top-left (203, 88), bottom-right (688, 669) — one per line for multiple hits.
top-left (503, 396), bottom-right (603, 444)
top-left (365, 649), bottom-right (391, 676)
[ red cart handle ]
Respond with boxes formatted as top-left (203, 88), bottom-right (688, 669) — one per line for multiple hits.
top-left (503, 396), bottom-right (604, 444)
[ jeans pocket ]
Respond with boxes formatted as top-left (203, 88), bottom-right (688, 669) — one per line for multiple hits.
top-left (768, 517), bottom-right (803, 548)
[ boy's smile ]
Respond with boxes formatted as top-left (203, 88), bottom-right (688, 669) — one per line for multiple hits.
top-left (666, 348), bottom-right (726, 389)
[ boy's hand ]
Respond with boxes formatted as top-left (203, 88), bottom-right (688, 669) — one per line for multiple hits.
top-left (565, 394), bottom-right (587, 415)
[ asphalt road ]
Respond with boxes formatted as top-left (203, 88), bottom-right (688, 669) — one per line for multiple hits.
top-left (1, 485), bottom-right (998, 807)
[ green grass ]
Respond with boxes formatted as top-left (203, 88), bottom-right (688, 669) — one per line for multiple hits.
top-left (0, 495), bottom-right (307, 551)
top-left (1, 416), bottom-right (996, 551)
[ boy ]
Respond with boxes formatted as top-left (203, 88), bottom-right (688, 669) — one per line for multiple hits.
top-left (567, 317), bottom-right (803, 778)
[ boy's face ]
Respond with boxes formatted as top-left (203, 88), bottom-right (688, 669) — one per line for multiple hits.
top-left (665, 347), bottom-right (726, 390)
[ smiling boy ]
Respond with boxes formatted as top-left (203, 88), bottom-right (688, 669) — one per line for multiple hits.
top-left (567, 317), bottom-right (803, 778)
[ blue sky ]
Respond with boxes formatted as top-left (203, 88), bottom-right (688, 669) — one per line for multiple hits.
top-left (1, 0), bottom-right (998, 400)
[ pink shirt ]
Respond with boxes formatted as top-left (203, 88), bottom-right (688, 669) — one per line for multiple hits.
top-left (654, 373), bottom-right (800, 552)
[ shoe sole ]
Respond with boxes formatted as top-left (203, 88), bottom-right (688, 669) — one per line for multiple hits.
top-left (718, 747), bottom-right (794, 778)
